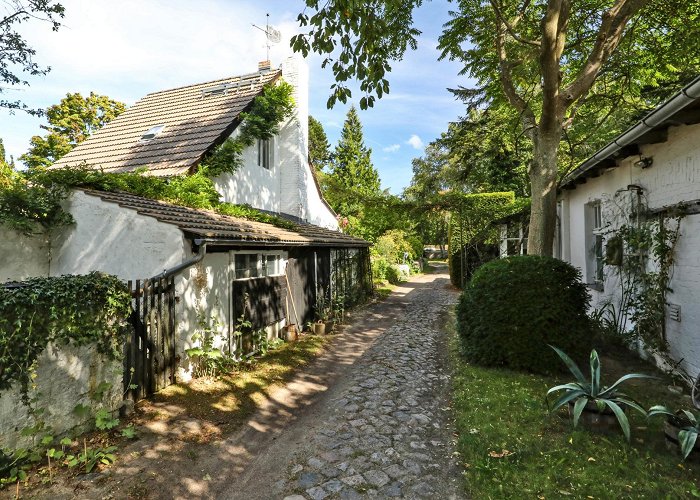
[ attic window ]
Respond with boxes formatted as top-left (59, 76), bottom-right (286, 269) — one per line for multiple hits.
top-left (140, 124), bottom-right (165, 142)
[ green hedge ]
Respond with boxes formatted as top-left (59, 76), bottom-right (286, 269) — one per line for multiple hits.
top-left (457, 255), bottom-right (592, 374)
top-left (0, 273), bottom-right (132, 395)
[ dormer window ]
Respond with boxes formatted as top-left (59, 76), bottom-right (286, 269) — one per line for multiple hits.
top-left (258, 138), bottom-right (273, 169)
top-left (140, 124), bottom-right (165, 142)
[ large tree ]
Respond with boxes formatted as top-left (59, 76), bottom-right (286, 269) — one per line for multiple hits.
top-left (20, 92), bottom-right (125, 168)
top-left (1, 0), bottom-right (65, 115)
top-left (292, 0), bottom-right (700, 255)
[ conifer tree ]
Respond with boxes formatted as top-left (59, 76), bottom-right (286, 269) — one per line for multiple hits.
top-left (308, 115), bottom-right (331, 171)
top-left (329, 105), bottom-right (380, 215)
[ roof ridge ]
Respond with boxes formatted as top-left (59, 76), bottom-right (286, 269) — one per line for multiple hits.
top-left (144, 69), bottom-right (281, 97)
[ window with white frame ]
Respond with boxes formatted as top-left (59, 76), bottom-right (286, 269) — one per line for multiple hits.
top-left (499, 222), bottom-right (528, 257)
top-left (257, 138), bottom-right (273, 169)
top-left (234, 252), bottom-right (284, 280)
top-left (585, 201), bottom-right (605, 286)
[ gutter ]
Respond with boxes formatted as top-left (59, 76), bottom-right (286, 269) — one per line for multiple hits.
top-left (192, 238), bottom-right (370, 249)
top-left (151, 240), bottom-right (208, 280)
top-left (562, 75), bottom-right (700, 187)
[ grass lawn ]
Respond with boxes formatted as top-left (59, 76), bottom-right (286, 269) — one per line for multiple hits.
top-left (447, 312), bottom-right (700, 499)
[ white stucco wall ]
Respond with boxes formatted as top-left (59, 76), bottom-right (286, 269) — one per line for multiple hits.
top-left (212, 57), bottom-right (338, 230)
top-left (0, 343), bottom-right (122, 450)
top-left (560, 122), bottom-right (700, 378)
top-left (50, 191), bottom-right (188, 280)
top-left (0, 226), bottom-right (50, 282)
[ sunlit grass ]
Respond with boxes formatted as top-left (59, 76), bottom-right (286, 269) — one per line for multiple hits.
top-left (141, 335), bottom-right (328, 435)
top-left (447, 312), bottom-right (700, 499)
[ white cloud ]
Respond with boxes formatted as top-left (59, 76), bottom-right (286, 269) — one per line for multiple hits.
top-left (382, 144), bottom-right (400, 153)
top-left (406, 134), bottom-right (424, 150)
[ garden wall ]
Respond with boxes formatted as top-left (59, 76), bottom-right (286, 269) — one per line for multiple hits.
top-left (0, 342), bottom-right (123, 451)
top-left (0, 226), bottom-right (49, 283)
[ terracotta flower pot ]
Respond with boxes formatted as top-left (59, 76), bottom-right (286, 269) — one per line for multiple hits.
top-left (283, 324), bottom-right (298, 342)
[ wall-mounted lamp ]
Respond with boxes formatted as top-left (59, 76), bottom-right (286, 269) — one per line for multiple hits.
top-left (633, 155), bottom-right (653, 169)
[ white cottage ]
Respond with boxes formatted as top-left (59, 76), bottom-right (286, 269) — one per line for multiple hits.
top-left (558, 76), bottom-right (700, 379)
top-left (0, 58), bottom-right (372, 394)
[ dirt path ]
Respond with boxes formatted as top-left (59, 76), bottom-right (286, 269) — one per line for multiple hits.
top-left (31, 269), bottom-right (463, 499)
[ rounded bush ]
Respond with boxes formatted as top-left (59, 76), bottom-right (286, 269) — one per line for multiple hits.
top-left (457, 255), bottom-right (592, 374)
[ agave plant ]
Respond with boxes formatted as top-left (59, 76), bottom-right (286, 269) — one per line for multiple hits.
top-left (547, 346), bottom-right (652, 441)
top-left (648, 405), bottom-right (700, 459)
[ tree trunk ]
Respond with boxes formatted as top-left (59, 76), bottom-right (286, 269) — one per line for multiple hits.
top-left (527, 129), bottom-right (561, 256)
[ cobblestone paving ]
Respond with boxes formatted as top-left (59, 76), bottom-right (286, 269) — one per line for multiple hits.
top-left (279, 275), bottom-right (462, 499)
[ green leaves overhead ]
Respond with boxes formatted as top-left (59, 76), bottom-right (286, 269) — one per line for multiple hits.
top-left (0, 0), bottom-right (65, 115)
top-left (291, 0), bottom-right (423, 109)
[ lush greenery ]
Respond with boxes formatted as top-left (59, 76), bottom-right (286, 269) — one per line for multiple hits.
top-left (308, 115), bottom-right (331, 171)
top-left (205, 81), bottom-right (295, 177)
top-left (0, 164), bottom-right (297, 234)
top-left (448, 192), bottom-right (527, 287)
top-left (0, 272), bottom-right (131, 395)
top-left (20, 92), bottom-right (126, 169)
top-left (457, 256), bottom-right (591, 374)
top-left (371, 229), bottom-right (421, 284)
top-left (293, 0), bottom-right (700, 255)
top-left (547, 347), bottom-right (651, 441)
top-left (1, 1), bottom-right (65, 115)
top-left (448, 315), bottom-right (700, 498)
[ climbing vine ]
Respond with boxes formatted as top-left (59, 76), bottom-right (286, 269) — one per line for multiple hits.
top-left (203, 81), bottom-right (295, 177)
top-left (596, 191), bottom-right (684, 355)
top-left (0, 273), bottom-right (132, 396)
top-left (0, 80), bottom-right (297, 234)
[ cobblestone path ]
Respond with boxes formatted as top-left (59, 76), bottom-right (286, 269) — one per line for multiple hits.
top-left (275, 272), bottom-right (462, 499)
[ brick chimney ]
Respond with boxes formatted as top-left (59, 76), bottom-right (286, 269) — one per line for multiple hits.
top-left (258, 60), bottom-right (271, 72)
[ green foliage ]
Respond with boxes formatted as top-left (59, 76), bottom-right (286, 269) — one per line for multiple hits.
top-left (448, 192), bottom-right (526, 286)
top-left (308, 115), bottom-right (331, 170)
top-left (20, 92), bottom-right (126, 168)
top-left (94, 408), bottom-right (119, 431)
top-left (373, 229), bottom-right (415, 263)
top-left (0, 166), bottom-right (72, 234)
top-left (292, 1), bottom-right (422, 109)
top-left (0, 163), bottom-right (295, 233)
top-left (457, 255), bottom-right (592, 374)
top-left (0, 272), bottom-right (131, 395)
top-left (547, 347), bottom-right (651, 442)
top-left (203, 81), bottom-right (295, 177)
top-left (1, 1), bottom-right (65, 115)
top-left (648, 406), bottom-right (700, 460)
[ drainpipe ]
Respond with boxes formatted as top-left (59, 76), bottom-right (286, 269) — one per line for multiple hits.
top-left (151, 240), bottom-right (208, 280)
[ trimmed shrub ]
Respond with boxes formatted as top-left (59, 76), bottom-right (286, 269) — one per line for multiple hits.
top-left (385, 265), bottom-right (402, 285)
top-left (457, 255), bottom-right (592, 374)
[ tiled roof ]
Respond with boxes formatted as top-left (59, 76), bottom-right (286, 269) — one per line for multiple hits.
top-left (52, 70), bottom-right (281, 176)
top-left (82, 189), bottom-right (370, 248)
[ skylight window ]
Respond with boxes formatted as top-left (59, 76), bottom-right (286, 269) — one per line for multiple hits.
top-left (140, 124), bottom-right (165, 142)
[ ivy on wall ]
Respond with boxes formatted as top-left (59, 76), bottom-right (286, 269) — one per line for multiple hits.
top-left (0, 273), bottom-right (132, 396)
top-left (0, 80), bottom-right (297, 234)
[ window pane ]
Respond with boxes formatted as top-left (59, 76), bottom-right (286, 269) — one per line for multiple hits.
top-left (235, 254), bottom-right (259, 280)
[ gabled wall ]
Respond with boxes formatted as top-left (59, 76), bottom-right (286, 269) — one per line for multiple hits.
top-left (559, 122), bottom-right (700, 379)
top-left (213, 57), bottom-right (339, 230)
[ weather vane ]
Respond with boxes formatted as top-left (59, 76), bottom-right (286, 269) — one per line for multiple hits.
top-left (252, 13), bottom-right (281, 62)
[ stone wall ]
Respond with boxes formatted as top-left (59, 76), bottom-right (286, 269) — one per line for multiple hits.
top-left (0, 343), bottom-right (123, 451)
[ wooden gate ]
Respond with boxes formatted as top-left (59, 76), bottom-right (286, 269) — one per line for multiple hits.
top-left (125, 276), bottom-right (176, 401)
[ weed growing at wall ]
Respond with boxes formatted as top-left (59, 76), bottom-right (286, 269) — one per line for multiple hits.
top-left (0, 273), bottom-right (131, 396)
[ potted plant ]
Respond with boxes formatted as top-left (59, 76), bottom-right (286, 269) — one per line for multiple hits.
top-left (648, 406), bottom-right (700, 459)
top-left (546, 346), bottom-right (652, 441)
top-left (314, 294), bottom-right (333, 334)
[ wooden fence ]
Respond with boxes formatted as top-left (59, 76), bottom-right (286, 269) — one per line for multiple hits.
top-left (125, 276), bottom-right (176, 401)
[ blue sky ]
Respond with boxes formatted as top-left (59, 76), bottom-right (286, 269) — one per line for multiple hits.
top-left (1, 0), bottom-right (470, 194)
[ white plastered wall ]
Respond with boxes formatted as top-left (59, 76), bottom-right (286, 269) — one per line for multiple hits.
top-left (51, 191), bottom-right (188, 279)
top-left (0, 226), bottom-right (50, 282)
top-left (213, 57), bottom-right (338, 230)
top-left (560, 122), bottom-right (700, 378)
